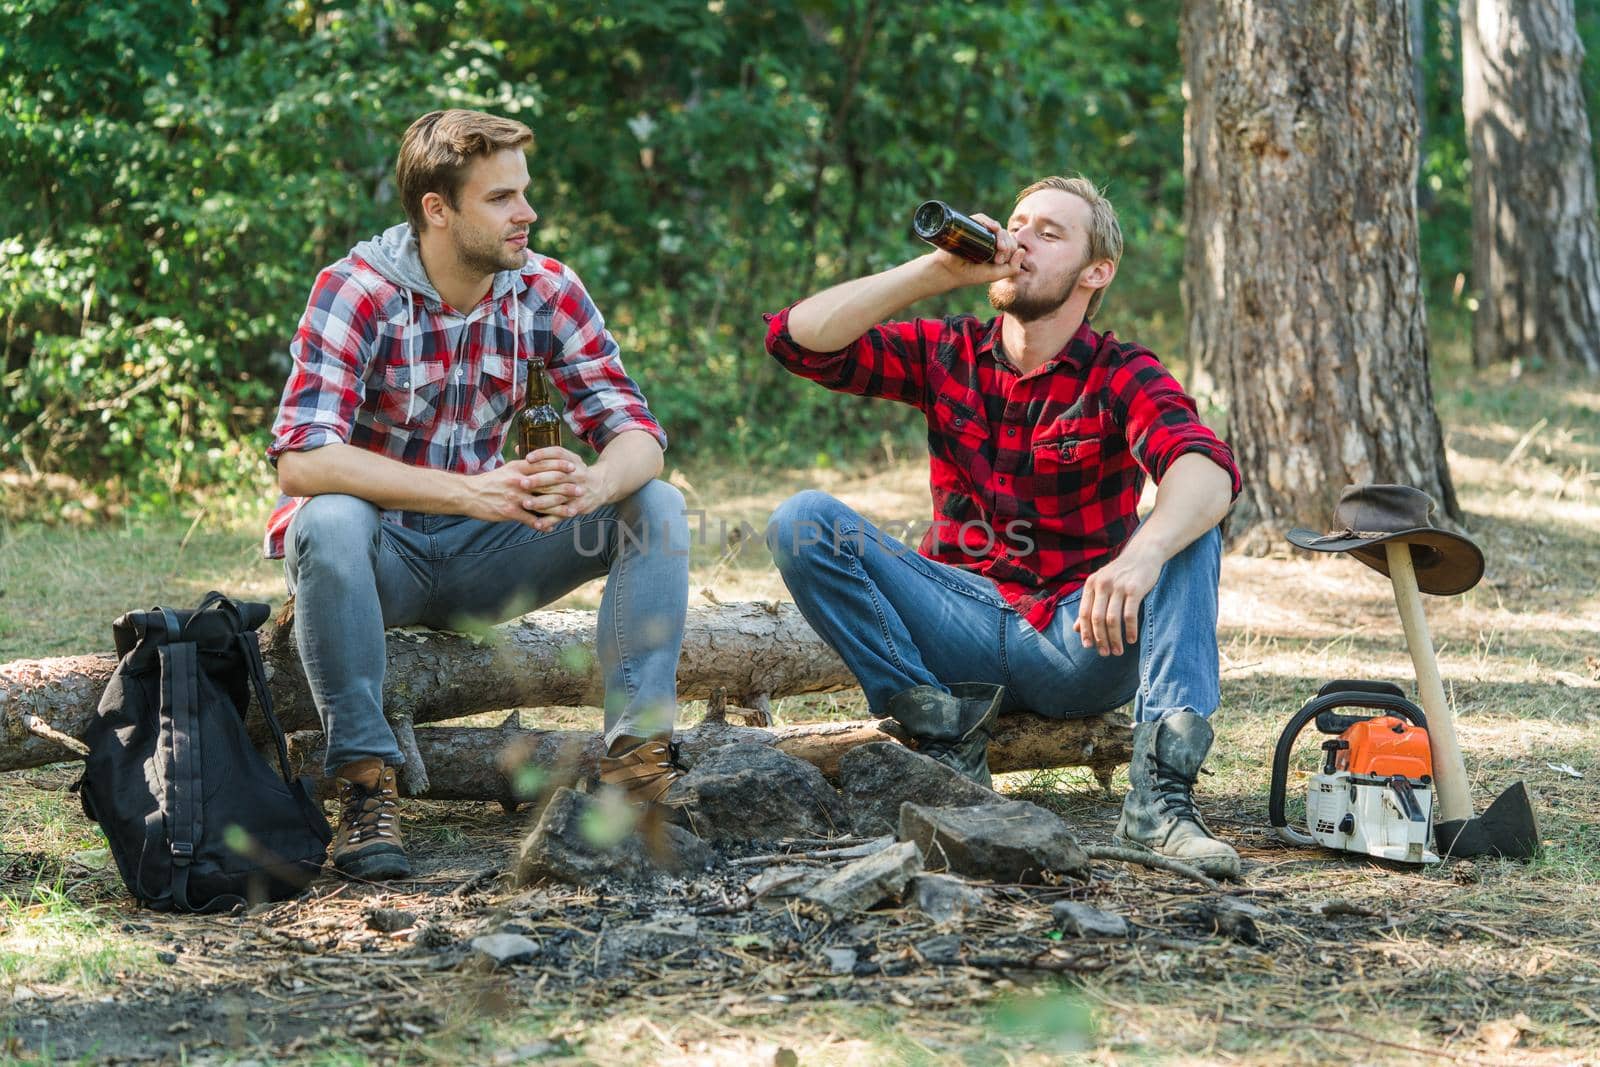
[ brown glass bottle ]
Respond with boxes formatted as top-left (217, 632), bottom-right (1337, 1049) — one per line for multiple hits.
top-left (912, 200), bottom-right (998, 263)
top-left (515, 361), bottom-right (562, 456)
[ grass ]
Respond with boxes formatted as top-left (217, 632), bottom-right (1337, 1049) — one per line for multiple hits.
top-left (0, 878), bottom-right (149, 990)
top-left (1, 346), bottom-right (1598, 1063)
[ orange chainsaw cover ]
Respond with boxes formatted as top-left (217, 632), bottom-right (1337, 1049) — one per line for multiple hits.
top-left (1334, 716), bottom-right (1433, 780)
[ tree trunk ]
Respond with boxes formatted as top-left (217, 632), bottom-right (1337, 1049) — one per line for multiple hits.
top-left (0, 602), bottom-right (857, 772)
top-left (1461, 0), bottom-right (1600, 373)
top-left (283, 708), bottom-right (1134, 807)
top-left (1182, 0), bottom-right (1460, 552)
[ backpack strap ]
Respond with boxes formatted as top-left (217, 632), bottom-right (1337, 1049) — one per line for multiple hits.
top-left (238, 630), bottom-right (297, 785)
top-left (160, 641), bottom-right (204, 912)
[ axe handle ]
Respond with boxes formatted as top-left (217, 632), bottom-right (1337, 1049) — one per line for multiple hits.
top-left (1386, 542), bottom-right (1474, 822)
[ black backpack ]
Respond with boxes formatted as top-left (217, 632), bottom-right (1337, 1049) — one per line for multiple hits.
top-left (75, 591), bottom-right (332, 912)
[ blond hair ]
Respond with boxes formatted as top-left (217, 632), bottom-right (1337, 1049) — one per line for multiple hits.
top-left (1015, 175), bottom-right (1122, 318)
top-left (397, 110), bottom-right (534, 232)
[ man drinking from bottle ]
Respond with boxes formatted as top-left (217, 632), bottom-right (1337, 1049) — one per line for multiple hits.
top-left (763, 176), bottom-right (1243, 879)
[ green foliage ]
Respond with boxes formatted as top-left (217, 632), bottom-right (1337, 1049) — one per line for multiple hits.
top-left (2, 0), bottom-right (1597, 511)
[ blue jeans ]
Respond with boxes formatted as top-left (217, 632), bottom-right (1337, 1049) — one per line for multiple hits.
top-left (284, 480), bottom-right (690, 771)
top-left (766, 491), bottom-right (1221, 723)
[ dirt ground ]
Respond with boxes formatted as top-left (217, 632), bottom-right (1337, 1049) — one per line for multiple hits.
top-left (1, 361), bottom-right (1598, 1065)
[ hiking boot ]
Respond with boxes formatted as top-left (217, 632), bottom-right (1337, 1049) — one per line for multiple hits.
top-left (886, 683), bottom-right (1005, 788)
top-left (1114, 712), bottom-right (1240, 880)
top-left (331, 757), bottom-right (410, 880)
top-left (598, 735), bottom-right (685, 807)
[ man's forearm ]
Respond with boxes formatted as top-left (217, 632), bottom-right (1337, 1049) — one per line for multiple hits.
top-left (276, 443), bottom-right (472, 513)
top-left (590, 430), bottom-right (664, 506)
top-left (787, 254), bottom-right (956, 351)
top-left (1123, 453), bottom-right (1234, 563)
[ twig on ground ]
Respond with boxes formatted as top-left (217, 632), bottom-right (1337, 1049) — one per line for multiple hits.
top-left (729, 835), bottom-right (894, 867)
top-left (1451, 918), bottom-right (1523, 947)
top-left (1082, 845), bottom-right (1221, 890)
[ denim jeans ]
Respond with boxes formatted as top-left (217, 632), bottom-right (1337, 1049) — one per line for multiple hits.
top-left (284, 479), bottom-right (689, 771)
top-left (766, 490), bottom-right (1221, 723)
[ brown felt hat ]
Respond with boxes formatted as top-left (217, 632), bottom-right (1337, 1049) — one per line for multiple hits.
top-left (1285, 484), bottom-right (1484, 596)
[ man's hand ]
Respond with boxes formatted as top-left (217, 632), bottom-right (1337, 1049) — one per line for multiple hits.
top-left (925, 212), bottom-right (1025, 289)
top-left (1072, 545), bottom-right (1163, 657)
top-left (461, 460), bottom-right (556, 530)
top-left (519, 446), bottom-right (616, 531)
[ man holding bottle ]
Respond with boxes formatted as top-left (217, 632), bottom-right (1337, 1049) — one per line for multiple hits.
top-left (764, 176), bottom-right (1244, 878)
top-left (265, 109), bottom-right (689, 881)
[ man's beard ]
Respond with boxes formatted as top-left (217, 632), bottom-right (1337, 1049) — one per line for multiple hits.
top-left (988, 264), bottom-right (1082, 322)
top-left (452, 224), bottom-right (527, 275)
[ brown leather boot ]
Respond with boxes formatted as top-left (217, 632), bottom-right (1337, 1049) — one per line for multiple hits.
top-left (597, 735), bottom-right (684, 807)
top-left (331, 757), bottom-right (410, 880)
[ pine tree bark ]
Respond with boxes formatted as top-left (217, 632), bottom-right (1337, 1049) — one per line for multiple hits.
top-left (1461, 0), bottom-right (1600, 373)
top-left (1182, 1), bottom-right (1460, 551)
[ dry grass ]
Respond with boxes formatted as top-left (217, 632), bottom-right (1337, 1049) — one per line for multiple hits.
top-left (1, 356), bottom-right (1597, 1064)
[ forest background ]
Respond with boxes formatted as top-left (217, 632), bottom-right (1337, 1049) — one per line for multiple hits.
top-left (6, 0), bottom-right (1598, 517)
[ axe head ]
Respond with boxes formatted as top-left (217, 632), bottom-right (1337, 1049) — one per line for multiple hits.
top-left (1435, 780), bottom-right (1541, 860)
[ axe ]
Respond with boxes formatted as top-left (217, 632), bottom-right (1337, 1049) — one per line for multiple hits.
top-left (1384, 542), bottom-right (1540, 859)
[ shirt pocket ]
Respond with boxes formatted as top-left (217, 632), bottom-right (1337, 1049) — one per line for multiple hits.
top-left (371, 357), bottom-right (450, 430)
top-left (931, 393), bottom-right (991, 467)
top-left (471, 353), bottom-right (526, 432)
top-left (1028, 426), bottom-right (1104, 519)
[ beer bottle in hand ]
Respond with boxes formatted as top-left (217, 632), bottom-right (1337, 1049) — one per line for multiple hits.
top-left (515, 361), bottom-right (562, 457)
top-left (912, 200), bottom-right (999, 263)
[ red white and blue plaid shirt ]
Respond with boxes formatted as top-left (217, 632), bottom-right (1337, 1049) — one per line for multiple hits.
top-left (263, 252), bottom-right (665, 558)
top-left (765, 308), bottom-right (1240, 631)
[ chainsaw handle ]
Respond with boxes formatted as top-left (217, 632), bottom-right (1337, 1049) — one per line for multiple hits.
top-left (1309, 680), bottom-right (1428, 735)
top-left (1268, 688), bottom-right (1429, 837)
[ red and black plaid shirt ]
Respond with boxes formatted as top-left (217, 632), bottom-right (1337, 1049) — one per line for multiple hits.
top-left (765, 308), bottom-right (1240, 631)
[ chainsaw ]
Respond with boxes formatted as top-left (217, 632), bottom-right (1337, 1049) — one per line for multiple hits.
top-left (1268, 679), bottom-right (1440, 864)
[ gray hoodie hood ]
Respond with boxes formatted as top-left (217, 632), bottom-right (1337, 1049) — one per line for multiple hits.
top-left (348, 223), bottom-right (528, 421)
top-left (350, 223), bottom-right (445, 308)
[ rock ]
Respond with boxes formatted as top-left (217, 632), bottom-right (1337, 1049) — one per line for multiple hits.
top-left (897, 800), bottom-right (1090, 885)
top-left (596, 917), bottom-right (701, 967)
top-left (746, 865), bottom-right (828, 900)
top-left (821, 947), bottom-right (857, 974)
top-left (515, 787), bottom-right (714, 886)
top-left (667, 742), bottom-right (848, 842)
top-left (1052, 901), bottom-right (1129, 939)
top-left (1185, 897), bottom-right (1267, 944)
top-left (908, 873), bottom-right (987, 924)
top-left (838, 742), bottom-right (999, 836)
top-left (365, 907), bottom-right (418, 934)
top-left (800, 840), bottom-right (923, 916)
top-left (915, 933), bottom-right (963, 965)
top-left (471, 933), bottom-right (540, 967)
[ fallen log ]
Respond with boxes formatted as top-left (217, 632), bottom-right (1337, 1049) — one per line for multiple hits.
top-left (0, 602), bottom-right (856, 772)
top-left (284, 704), bottom-right (1134, 807)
